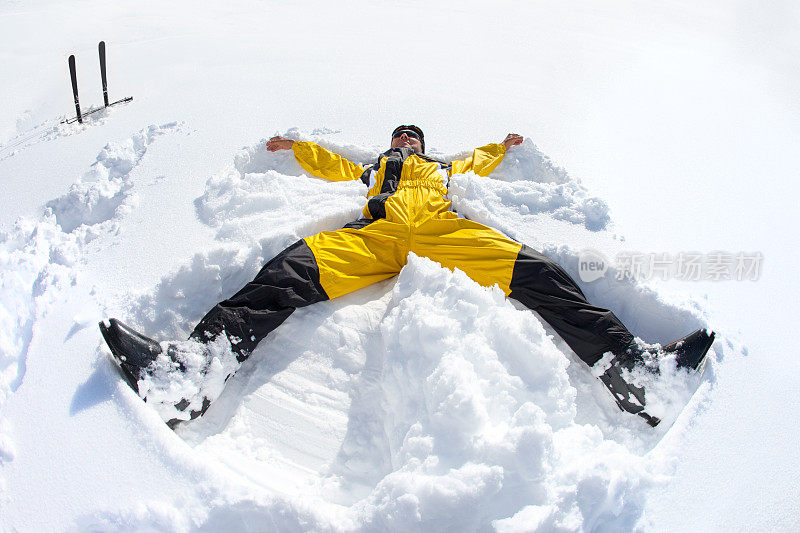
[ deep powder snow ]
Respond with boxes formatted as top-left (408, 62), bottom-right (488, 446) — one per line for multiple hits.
top-left (0, 129), bottom-right (740, 531)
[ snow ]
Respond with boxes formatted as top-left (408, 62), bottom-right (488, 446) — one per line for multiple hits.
top-left (2, 0), bottom-right (799, 531)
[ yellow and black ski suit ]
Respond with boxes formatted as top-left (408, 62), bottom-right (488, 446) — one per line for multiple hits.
top-left (192, 141), bottom-right (633, 378)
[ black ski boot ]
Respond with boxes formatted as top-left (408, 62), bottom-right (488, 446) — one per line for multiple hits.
top-left (99, 318), bottom-right (212, 428)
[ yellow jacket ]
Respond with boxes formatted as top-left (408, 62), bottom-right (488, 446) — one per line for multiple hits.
top-left (291, 141), bottom-right (507, 223)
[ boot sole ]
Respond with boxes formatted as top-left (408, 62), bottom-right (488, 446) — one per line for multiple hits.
top-left (99, 320), bottom-right (142, 394)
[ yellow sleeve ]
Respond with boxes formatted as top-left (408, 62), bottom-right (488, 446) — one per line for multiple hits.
top-left (449, 143), bottom-right (507, 177)
top-left (291, 141), bottom-right (365, 182)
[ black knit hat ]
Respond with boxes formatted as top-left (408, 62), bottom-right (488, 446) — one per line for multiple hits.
top-left (392, 124), bottom-right (425, 153)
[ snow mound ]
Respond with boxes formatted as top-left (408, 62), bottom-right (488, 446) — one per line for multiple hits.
top-left (195, 137), bottom-right (365, 242)
top-left (449, 141), bottom-right (610, 232)
top-left (353, 254), bottom-right (618, 531)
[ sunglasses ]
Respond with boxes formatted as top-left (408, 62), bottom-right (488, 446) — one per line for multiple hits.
top-left (392, 129), bottom-right (421, 140)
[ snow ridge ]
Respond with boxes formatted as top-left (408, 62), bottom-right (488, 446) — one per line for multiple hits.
top-left (46, 123), bottom-right (179, 233)
top-left (0, 124), bottom-right (177, 411)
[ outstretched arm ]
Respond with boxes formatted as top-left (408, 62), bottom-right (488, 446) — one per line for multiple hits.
top-left (266, 136), bottom-right (364, 182)
top-left (450, 132), bottom-right (524, 177)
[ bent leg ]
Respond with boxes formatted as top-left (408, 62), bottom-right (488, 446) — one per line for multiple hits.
top-left (416, 216), bottom-right (632, 366)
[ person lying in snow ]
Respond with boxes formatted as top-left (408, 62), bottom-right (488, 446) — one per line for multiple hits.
top-left (100, 125), bottom-right (714, 428)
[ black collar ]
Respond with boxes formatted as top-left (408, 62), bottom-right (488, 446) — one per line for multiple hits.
top-left (380, 147), bottom-right (449, 166)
